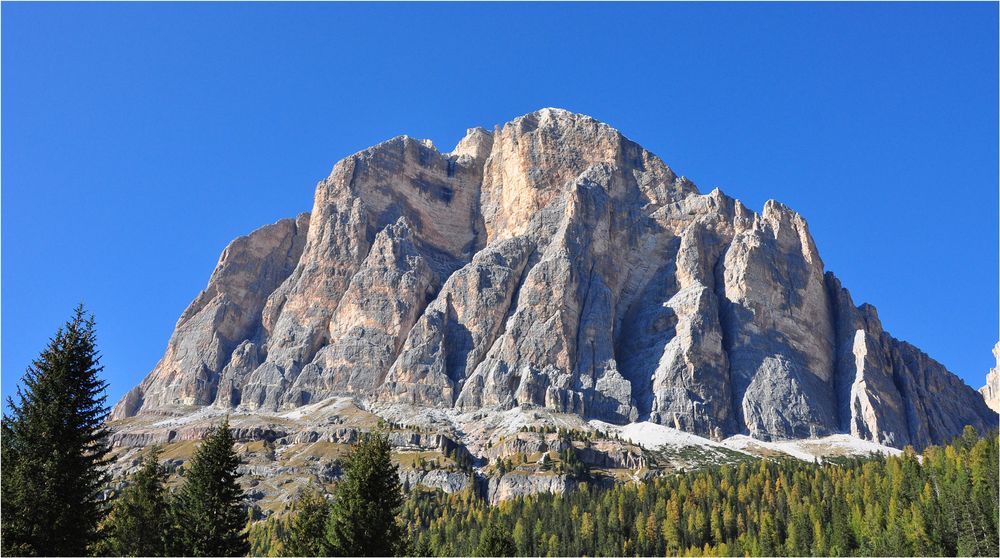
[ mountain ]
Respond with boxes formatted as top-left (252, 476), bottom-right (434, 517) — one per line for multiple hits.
top-left (982, 343), bottom-right (1000, 412)
top-left (110, 109), bottom-right (995, 453)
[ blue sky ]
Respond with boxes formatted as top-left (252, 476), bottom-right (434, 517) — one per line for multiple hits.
top-left (2, 2), bottom-right (997, 408)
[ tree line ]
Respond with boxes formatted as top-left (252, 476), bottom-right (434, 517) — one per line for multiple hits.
top-left (392, 427), bottom-right (998, 557)
top-left (248, 427), bottom-right (998, 557)
top-left (3, 307), bottom-right (998, 557)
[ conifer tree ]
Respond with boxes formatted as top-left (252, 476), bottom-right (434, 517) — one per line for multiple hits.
top-left (1, 306), bottom-right (111, 556)
top-left (324, 428), bottom-right (405, 556)
top-left (95, 447), bottom-right (172, 556)
top-left (172, 417), bottom-right (249, 557)
top-left (475, 521), bottom-right (516, 557)
top-left (286, 489), bottom-right (330, 557)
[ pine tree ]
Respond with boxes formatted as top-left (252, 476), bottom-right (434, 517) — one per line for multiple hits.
top-left (324, 428), bottom-right (405, 556)
top-left (95, 447), bottom-right (172, 556)
top-left (172, 417), bottom-right (249, 556)
top-left (286, 489), bottom-right (330, 557)
top-left (1, 306), bottom-right (111, 556)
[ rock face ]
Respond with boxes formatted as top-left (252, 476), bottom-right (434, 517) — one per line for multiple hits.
top-left (981, 343), bottom-right (1000, 413)
top-left (112, 109), bottom-right (997, 449)
top-left (114, 214), bottom-right (310, 417)
top-left (486, 473), bottom-right (576, 505)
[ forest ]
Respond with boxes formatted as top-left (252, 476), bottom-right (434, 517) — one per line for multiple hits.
top-left (3, 307), bottom-right (998, 557)
top-left (249, 427), bottom-right (999, 557)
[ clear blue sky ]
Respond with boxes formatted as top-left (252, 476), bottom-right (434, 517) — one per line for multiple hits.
top-left (3, 2), bottom-right (997, 408)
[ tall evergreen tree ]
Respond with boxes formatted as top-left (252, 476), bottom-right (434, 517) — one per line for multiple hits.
top-left (1, 306), bottom-right (111, 556)
top-left (324, 428), bottom-right (405, 556)
top-left (172, 417), bottom-right (249, 557)
top-left (95, 447), bottom-right (172, 556)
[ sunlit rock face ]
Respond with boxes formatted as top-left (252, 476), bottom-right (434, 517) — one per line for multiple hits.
top-left (112, 214), bottom-right (310, 418)
top-left (111, 108), bottom-right (997, 449)
top-left (980, 343), bottom-right (1000, 413)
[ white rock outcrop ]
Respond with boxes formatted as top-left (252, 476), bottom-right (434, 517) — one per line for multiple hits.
top-left (981, 343), bottom-right (1000, 413)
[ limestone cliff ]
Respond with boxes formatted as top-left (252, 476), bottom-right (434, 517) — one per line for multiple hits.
top-left (111, 109), bottom-right (996, 449)
top-left (981, 343), bottom-right (1000, 413)
top-left (114, 214), bottom-right (309, 417)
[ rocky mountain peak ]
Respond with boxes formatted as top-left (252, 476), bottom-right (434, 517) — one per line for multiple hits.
top-left (449, 127), bottom-right (494, 161)
top-left (111, 109), bottom-right (996, 450)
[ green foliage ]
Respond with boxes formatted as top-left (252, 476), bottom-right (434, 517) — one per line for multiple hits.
top-left (248, 514), bottom-right (289, 557)
top-left (1, 306), bottom-right (111, 556)
top-left (556, 436), bottom-right (588, 478)
top-left (394, 430), bottom-right (998, 557)
top-left (286, 489), bottom-right (330, 557)
top-left (324, 429), bottom-right (407, 556)
top-left (171, 417), bottom-right (249, 556)
top-left (474, 520), bottom-right (516, 557)
top-left (245, 429), bottom-right (998, 558)
top-left (95, 447), bottom-right (172, 556)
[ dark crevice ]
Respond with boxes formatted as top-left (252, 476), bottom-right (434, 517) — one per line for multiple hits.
top-left (573, 262), bottom-right (597, 374)
top-left (613, 248), bottom-right (679, 422)
top-left (887, 344), bottom-right (918, 447)
top-left (823, 273), bottom-right (853, 434)
top-left (712, 248), bottom-right (743, 436)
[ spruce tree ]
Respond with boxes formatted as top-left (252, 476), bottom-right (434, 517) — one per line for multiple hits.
top-left (95, 447), bottom-right (172, 556)
top-left (172, 417), bottom-right (249, 557)
top-left (1, 306), bottom-right (111, 556)
top-left (324, 428), bottom-right (405, 556)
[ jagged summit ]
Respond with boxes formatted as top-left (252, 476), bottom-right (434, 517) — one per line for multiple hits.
top-left (111, 109), bottom-right (996, 451)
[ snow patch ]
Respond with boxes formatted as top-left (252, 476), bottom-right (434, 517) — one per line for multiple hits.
top-left (585, 420), bottom-right (902, 463)
top-left (587, 420), bottom-right (730, 450)
top-left (722, 434), bottom-right (902, 462)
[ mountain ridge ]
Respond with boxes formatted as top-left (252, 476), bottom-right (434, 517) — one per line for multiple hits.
top-left (111, 108), bottom-right (996, 451)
